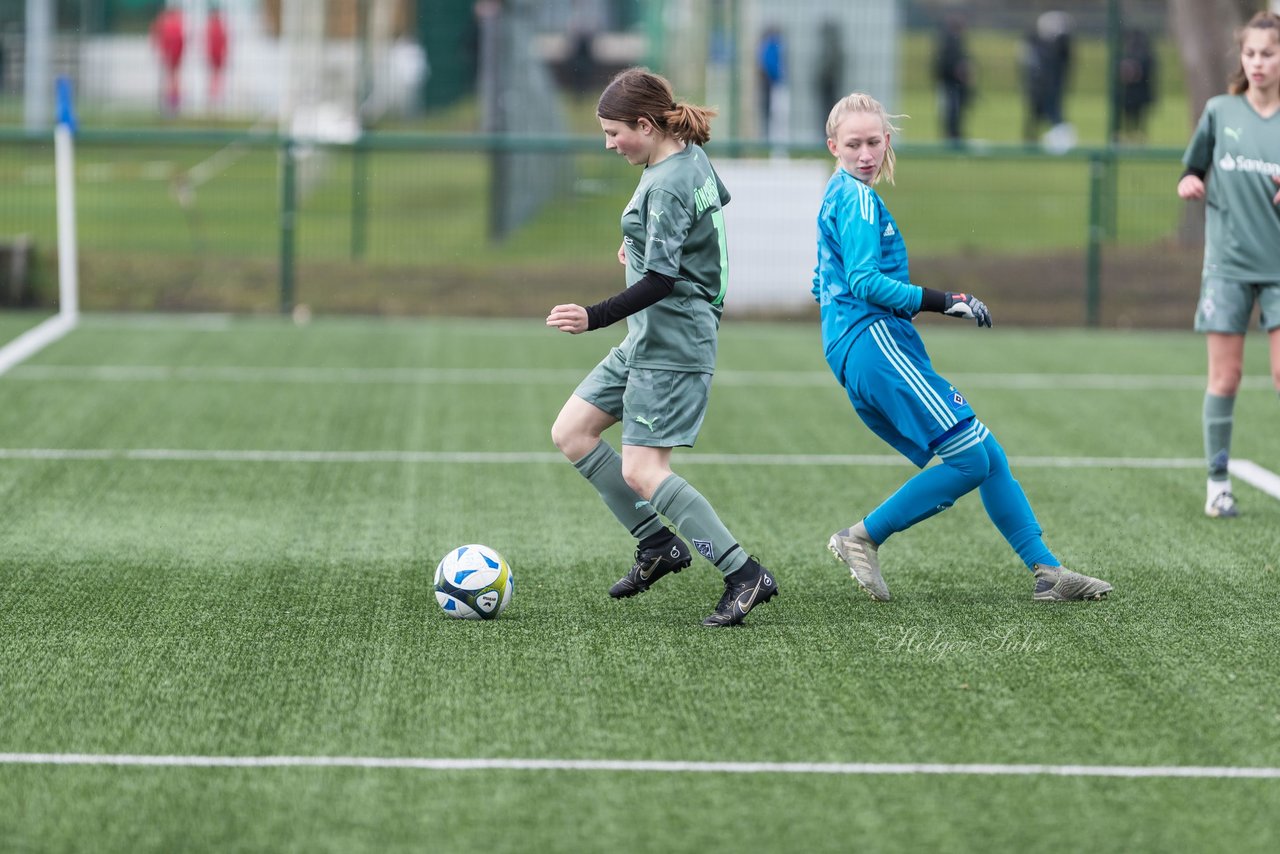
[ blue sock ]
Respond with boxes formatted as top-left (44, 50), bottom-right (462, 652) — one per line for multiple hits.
top-left (863, 423), bottom-right (989, 545)
top-left (975, 428), bottom-right (1058, 569)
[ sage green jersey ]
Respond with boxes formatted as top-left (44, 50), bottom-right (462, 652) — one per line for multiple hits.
top-left (1182, 94), bottom-right (1280, 282)
top-left (617, 144), bottom-right (731, 372)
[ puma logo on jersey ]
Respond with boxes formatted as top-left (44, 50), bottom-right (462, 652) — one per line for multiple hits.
top-left (649, 209), bottom-right (665, 221)
top-left (1224, 127), bottom-right (1241, 141)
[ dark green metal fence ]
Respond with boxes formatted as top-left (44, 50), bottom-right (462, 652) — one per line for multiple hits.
top-left (0, 127), bottom-right (1196, 327)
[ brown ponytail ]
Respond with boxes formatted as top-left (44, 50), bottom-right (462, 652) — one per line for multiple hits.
top-left (597, 67), bottom-right (718, 145)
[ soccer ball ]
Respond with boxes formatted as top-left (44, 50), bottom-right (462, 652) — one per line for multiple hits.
top-left (433, 544), bottom-right (513, 620)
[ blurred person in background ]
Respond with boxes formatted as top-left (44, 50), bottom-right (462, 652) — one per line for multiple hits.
top-left (1037, 11), bottom-right (1075, 152)
top-left (1020, 12), bottom-right (1075, 151)
top-left (1019, 24), bottom-right (1047, 142)
top-left (151, 5), bottom-right (185, 116)
top-left (1115, 27), bottom-right (1157, 143)
top-left (206, 4), bottom-right (229, 106)
top-left (1037, 11), bottom-right (1073, 127)
top-left (567, 30), bottom-right (595, 98)
top-left (566, 0), bottom-right (599, 100)
top-left (757, 25), bottom-right (788, 153)
top-left (546, 68), bottom-right (779, 627)
top-left (1176, 11), bottom-right (1280, 519)
top-left (814, 92), bottom-right (1112, 603)
top-left (933, 12), bottom-right (973, 144)
top-left (814, 20), bottom-right (844, 138)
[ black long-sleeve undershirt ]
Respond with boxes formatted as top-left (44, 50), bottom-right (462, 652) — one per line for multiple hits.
top-left (584, 270), bottom-right (678, 330)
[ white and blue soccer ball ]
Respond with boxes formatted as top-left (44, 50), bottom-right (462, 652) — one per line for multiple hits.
top-left (433, 544), bottom-right (513, 620)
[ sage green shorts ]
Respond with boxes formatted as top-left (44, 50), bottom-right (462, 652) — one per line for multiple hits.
top-left (573, 347), bottom-right (713, 448)
top-left (1195, 278), bottom-right (1280, 334)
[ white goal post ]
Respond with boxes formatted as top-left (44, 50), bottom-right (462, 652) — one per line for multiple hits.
top-left (0, 76), bottom-right (80, 377)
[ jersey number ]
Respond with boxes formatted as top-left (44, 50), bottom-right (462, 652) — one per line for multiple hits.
top-left (712, 210), bottom-right (728, 306)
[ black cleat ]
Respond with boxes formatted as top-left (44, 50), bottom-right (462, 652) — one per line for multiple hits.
top-left (609, 533), bottom-right (692, 599)
top-left (701, 557), bottom-right (778, 627)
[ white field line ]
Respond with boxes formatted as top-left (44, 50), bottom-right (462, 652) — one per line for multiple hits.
top-left (0, 314), bottom-right (77, 377)
top-left (10, 449), bottom-right (1277, 504)
top-left (1230, 459), bottom-right (1280, 500)
top-left (0, 753), bottom-right (1277, 779)
top-left (4, 364), bottom-right (1276, 391)
top-left (0, 448), bottom-right (1212, 469)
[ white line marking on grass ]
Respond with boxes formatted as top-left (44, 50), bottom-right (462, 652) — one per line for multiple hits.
top-left (1230, 459), bottom-right (1280, 501)
top-left (949, 373), bottom-right (1275, 391)
top-left (5, 364), bottom-right (1275, 391)
top-left (5, 449), bottom-right (1276, 504)
top-left (0, 448), bottom-right (1211, 469)
top-left (1, 754), bottom-right (1277, 779)
top-left (0, 448), bottom-right (571, 463)
top-left (6, 365), bottom-right (587, 384)
top-left (0, 314), bottom-right (77, 377)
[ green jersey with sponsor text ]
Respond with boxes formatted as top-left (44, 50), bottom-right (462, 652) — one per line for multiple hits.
top-left (617, 143), bottom-right (731, 372)
top-left (1182, 94), bottom-right (1280, 281)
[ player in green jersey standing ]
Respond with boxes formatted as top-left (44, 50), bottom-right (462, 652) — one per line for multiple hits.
top-left (1177, 11), bottom-right (1280, 518)
top-left (547, 68), bottom-right (778, 627)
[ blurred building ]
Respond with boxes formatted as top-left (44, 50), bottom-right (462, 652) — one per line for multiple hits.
top-left (3, 0), bottom-right (426, 130)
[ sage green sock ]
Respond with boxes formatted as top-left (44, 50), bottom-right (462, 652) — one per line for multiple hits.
top-left (650, 475), bottom-right (749, 577)
top-left (573, 442), bottom-right (665, 541)
top-left (1203, 392), bottom-right (1235, 481)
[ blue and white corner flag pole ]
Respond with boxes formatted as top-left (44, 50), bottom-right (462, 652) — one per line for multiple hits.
top-left (0, 76), bottom-right (80, 376)
top-left (55, 75), bottom-right (80, 319)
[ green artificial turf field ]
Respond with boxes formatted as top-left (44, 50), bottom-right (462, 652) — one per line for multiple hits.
top-left (1, 314), bottom-right (1278, 852)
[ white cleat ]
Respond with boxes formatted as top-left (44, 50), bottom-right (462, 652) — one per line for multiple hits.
top-left (828, 526), bottom-right (890, 602)
top-left (1204, 491), bottom-right (1239, 518)
top-left (1032, 564), bottom-right (1113, 601)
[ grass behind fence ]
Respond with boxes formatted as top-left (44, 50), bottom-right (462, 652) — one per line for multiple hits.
top-left (0, 24), bottom-right (1199, 319)
top-left (0, 141), bottom-right (1181, 262)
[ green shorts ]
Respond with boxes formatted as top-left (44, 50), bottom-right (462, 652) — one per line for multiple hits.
top-left (1194, 277), bottom-right (1280, 334)
top-left (573, 347), bottom-right (713, 448)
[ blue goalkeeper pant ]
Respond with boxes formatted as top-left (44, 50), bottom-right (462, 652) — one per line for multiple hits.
top-left (862, 422), bottom-right (1058, 570)
top-left (841, 318), bottom-right (1058, 569)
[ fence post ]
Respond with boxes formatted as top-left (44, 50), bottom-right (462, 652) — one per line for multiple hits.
top-left (279, 137), bottom-right (297, 314)
top-left (352, 0), bottom-right (370, 260)
top-left (1103, 0), bottom-right (1121, 240)
top-left (351, 135), bottom-right (368, 260)
top-left (1085, 151), bottom-right (1105, 327)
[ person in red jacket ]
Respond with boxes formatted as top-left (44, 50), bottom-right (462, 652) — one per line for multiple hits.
top-left (151, 7), bottom-right (185, 115)
top-left (207, 7), bottom-right (229, 105)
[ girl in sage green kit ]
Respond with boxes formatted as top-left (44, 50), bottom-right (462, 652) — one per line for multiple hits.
top-left (1177, 11), bottom-right (1280, 518)
top-left (546, 68), bottom-right (777, 627)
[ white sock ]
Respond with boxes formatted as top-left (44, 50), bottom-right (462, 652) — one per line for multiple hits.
top-left (1207, 478), bottom-right (1233, 501)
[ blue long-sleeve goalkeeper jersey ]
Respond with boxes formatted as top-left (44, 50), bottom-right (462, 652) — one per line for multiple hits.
top-left (812, 167), bottom-right (924, 384)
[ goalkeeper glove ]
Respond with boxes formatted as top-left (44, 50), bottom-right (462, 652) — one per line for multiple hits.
top-left (932, 291), bottom-right (992, 327)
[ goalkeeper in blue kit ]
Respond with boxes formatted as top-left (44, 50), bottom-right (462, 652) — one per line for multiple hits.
top-left (814, 93), bottom-right (1112, 602)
